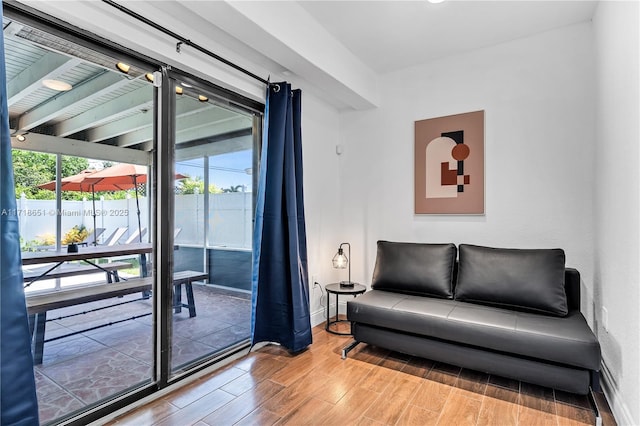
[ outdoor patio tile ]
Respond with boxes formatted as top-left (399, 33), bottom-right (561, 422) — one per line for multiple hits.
top-left (195, 324), bottom-right (251, 350)
top-left (32, 285), bottom-right (252, 423)
top-left (53, 297), bottom-right (152, 334)
top-left (37, 387), bottom-right (85, 425)
top-left (34, 368), bottom-right (65, 398)
top-left (172, 315), bottom-right (231, 340)
top-left (41, 320), bottom-right (76, 340)
top-left (40, 348), bottom-right (152, 405)
top-left (108, 331), bottom-right (154, 366)
top-left (171, 337), bottom-right (216, 369)
top-left (42, 334), bottom-right (107, 366)
top-left (87, 320), bottom-right (152, 347)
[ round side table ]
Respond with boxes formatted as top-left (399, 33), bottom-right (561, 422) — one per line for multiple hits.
top-left (325, 282), bottom-right (367, 335)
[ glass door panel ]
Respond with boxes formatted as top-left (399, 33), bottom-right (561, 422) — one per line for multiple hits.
top-left (171, 85), bottom-right (255, 374)
top-left (17, 153), bottom-right (155, 423)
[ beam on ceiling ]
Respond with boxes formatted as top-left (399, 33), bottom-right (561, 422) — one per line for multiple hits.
top-left (175, 134), bottom-right (252, 162)
top-left (10, 131), bottom-right (149, 165)
top-left (181, 1), bottom-right (380, 110)
top-left (17, 72), bottom-right (132, 132)
top-left (3, 21), bottom-right (24, 37)
top-left (86, 96), bottom-right (212, 143)
top-left (174, 117), bottom-right (251, 146)
top-left (20, 0), bottom-right (266, 104)
top-left (7, 52), bottom-right (82, 106)
top-left (55, 84), bottom-right (153, 137)
top-left (116, 107), bottom-right (249, 148)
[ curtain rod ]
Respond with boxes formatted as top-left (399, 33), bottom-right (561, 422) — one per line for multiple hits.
top-left (101, 0), bottom-right (270, 86)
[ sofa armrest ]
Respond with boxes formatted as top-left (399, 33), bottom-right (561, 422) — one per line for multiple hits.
top-left (565, 268), bottom-right (581, 312)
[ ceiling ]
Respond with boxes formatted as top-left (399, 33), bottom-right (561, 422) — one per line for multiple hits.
top-left (162, 0), bottom-right (598, 108)
top-left (298, 1), bottom-right (598, 74)
top-left (3, 11), bottom-right (253, 162)
top-left (3, 0), bottom-right (598, 149)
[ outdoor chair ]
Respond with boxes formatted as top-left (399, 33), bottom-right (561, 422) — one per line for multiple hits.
top-left (81, 228), bottom-right (106, 246)
top-left (102, 227), bottom-right (128, 246)
top-left (124, 228), bottom-right (147, 244)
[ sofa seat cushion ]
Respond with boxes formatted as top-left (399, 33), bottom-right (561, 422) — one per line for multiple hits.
top-left (347, 290), bottom-right (600, 371)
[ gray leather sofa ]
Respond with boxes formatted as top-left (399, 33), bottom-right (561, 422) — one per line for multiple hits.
top-left (344, 241), bottom-right (601, 396)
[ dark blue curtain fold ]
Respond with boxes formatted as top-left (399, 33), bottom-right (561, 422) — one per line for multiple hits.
top-left (0, 2), bottom-right (40, 424)
top-left (251, 82), bottom-right (312, 353)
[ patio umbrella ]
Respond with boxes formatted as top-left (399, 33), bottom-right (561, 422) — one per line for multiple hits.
top-left (83, 163), bottom-right (186, 243)
top-left (82, 164), bottom-right (148, 244)
top-left (37, 169), bottom-right (96, 192)
top-left (39, 164), bottom-right (184, 245)
top-left (38, 169), bottom-right (107, 245)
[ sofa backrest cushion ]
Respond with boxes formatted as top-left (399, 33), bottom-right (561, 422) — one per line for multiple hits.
top-left (371, 241), bottom-right (456, 298)
top-left (455, 244), bottom-right (568, 316)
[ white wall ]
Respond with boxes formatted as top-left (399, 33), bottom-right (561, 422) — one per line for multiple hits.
top-left (300, 93), bottom-right (343, 323)
top-left (593, 2), bottom-right (640, 424)
top-left (339, 23), bottom-right (597, 306)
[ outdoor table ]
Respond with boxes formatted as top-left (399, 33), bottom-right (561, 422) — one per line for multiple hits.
top-left (22, 243), bottom-right (153, 287)
top-left (23, 243), bottom-right (153, 365)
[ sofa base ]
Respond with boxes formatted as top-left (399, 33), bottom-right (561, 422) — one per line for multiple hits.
top-left (350, 323), bottom-right (593, 395)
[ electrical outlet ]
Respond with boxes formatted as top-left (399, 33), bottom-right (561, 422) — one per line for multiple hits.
top-left (602, 306), bottom-right (609, 332)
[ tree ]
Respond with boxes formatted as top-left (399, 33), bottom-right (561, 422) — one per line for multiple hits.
top-left (12, 150), bottom-right (55, 197)
top-left (12, 149), bottom-right (90, 199)
top-left (223, 185), bottom-right (245, 193)
top-left (175, 175), bottom-right (222, 194)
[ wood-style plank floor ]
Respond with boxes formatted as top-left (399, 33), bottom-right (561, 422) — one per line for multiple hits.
top-left (108, 322), bottom-right (616, 426)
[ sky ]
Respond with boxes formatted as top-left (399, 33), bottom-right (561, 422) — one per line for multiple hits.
top-left (176, 149), bottom-right (253, 192)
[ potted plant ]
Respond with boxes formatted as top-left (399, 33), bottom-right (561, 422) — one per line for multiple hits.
top-left (62, 225), bottom-right (90, 253)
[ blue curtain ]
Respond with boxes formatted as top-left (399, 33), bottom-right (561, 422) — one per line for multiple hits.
top-left (0, 2), bottom-right (40, 424)
top-left (251, 82), bottom-right (312, 353)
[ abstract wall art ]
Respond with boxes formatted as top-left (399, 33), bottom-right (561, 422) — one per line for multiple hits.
top-left (415, 110), bottom-right (484, 214)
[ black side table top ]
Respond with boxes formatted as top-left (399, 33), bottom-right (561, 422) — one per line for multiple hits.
top-left (325, 282), bottom-right (367, 295)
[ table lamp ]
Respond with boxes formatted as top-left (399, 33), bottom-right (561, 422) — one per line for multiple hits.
top-left (332, 242), bottom-right (354, 287)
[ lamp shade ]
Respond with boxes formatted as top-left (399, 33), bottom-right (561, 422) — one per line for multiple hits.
top-left (332, 248), bottom-right (348, 269)
top-left (332, 242), bottom-right (353, 286)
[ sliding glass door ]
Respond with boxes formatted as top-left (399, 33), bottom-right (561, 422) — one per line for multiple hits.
top-left (5, 5), bottom-right (263, 423)
top-left (168, 72), bottom-right (258, 375)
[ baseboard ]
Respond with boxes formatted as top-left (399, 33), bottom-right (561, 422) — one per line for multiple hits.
top-left (310, 299), bottom-right (348, 328)
top-left (600, 361), bottom-right (637, 426)
top-left (311, 306), bottom-right (327, 327)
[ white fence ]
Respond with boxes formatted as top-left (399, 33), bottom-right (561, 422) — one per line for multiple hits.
top-left (16, 193), bottom-right (252, 250)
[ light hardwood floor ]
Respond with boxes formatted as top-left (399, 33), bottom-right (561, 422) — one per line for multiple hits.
top-left (108, 322), bottom-right (616, 426)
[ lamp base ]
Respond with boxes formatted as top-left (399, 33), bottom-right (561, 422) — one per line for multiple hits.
top-left (340, 281), bottom-right (355, 288)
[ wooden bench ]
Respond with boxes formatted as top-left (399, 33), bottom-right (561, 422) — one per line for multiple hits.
top-left (172, 270), bottom-right (208, 318)
top-left (23, 261), bottom-right (132, 286)
top-left (26, 270), bottom-right (207, 364)
top-left (26, 277), bottom-right (154, 316)
top-left (27, 277), bottom-right (153, 364)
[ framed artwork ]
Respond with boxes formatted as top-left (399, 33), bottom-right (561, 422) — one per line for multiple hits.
top-left (414, 110), bottom-right (484, 214)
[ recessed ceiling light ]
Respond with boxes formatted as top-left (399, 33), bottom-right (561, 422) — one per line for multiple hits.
top-left (175, 86), bottom-right (183, 95)
top-left (16, 134), bottom-right (27, 142)
top-left (42, 79), bottom-right (72, 91)
top-left (116, 62), bottom-right (130, 74)
top-left (145, 73), bottom-right (154, 82)
top-left (198, 95), bottom-right (208, 102)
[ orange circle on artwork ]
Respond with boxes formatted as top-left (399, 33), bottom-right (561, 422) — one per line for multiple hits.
top-left (452, 143), bottom-right (470, 160)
